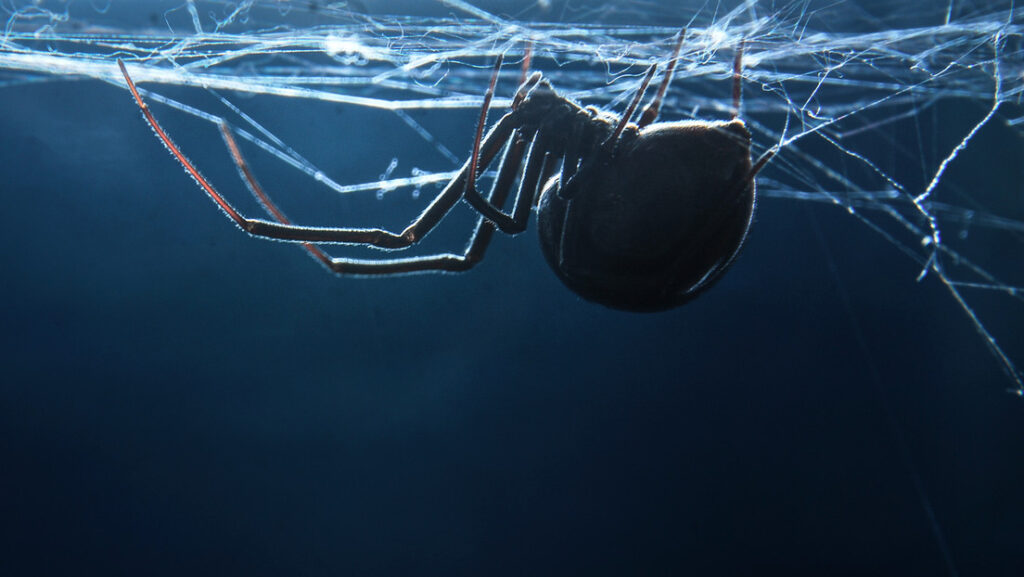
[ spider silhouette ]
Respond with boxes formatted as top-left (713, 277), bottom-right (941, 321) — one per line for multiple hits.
top-left (118, 32), bottom-right (772, 312)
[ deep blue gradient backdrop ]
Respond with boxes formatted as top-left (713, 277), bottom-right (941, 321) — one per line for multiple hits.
top-left (1, 4), bottom-right (1023, 576)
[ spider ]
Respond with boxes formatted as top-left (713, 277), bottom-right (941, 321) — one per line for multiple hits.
top-left (118, 32), bottom-right (772, 312)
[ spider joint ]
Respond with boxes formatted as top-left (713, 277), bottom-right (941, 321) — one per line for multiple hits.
top-left (401, 227), bottom-right (419, 244)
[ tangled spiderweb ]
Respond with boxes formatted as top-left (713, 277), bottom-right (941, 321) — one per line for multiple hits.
top-left (1, 0), bottom-right (1021, 393)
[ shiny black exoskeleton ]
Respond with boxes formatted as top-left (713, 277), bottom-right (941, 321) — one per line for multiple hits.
top-left (537, 119), bottom-right (755, 312)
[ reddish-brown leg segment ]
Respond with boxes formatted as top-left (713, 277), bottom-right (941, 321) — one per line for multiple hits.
top-left (218, 122), bottom-right (332, 268)
top-left (727, 41), bottom-right (777, 179)
top-left (638, 28), bottom-right (686, 128)
top-left (461, 54), bottom-right (561, 234)
top-left (119, 59), bottom-right (523, 274)
top-left (732, 41), bottom-right (745, 119)
top-left (602, 63), bottom-right (658, 149)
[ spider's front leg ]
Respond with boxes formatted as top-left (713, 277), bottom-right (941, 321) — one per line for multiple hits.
top-left (459, 68), bottom-right (566, 234)
top-left (118, 59), bottom-right (523, 275)
top-left (462, 127), bottom-right (554, 235)
top-left (224, 119), bottom-right (529, 274)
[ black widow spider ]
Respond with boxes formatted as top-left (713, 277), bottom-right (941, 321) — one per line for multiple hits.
top-left (118, 31), bottom-right (772, 312)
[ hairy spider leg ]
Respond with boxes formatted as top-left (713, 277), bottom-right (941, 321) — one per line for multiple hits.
top-left (732, 41), bottom-right (745, 119)
top-left (749, 147), bottom-right (775, 180)
top-left (558, 119), bottom-right (582, 191)
top-left (466, 54), bottom-right (505, 196)
top-left (218, 122), bottom-right (332, 268)
top-left (498, 130), bottom-right (552, 233)
top-left (118, 61), bottom-right (242, 226)
top-left (558, 62), bottom-right (660, 202)
top-left (313, 122), bottom-right (529, 274)
top-left (119, 59), bottom-right (524, 273)
top-left (518, 41), bottom-right (534, 88)
top-left (512, 72), bottom-right (543, 110)
top-left (298, 128), bottom-right (529, 274)
top-left (728, 41), bottom-right (778, 180)
top-left (221, 110), bottom-right (530, 274)
top-left (602, 63), bottom-right (658, 150)
top-left (317, 129), bottom-right (528, 274)
top-left (514, 47), bottom-right (560, 212)
top-left (637, 28), bottom-right (686, 128)
top-left (463, 126), bottom-right (554, 231)
top-left (461, 53), bottom-right (558, 233)
top-left (120, 59), bottom-right (401, 248)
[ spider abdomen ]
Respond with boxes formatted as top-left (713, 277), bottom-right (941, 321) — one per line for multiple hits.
top-left (537, 119), bottom-right (755, 312)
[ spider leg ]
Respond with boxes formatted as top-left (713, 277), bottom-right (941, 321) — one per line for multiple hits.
top-left (316, 126), bottom-right (530, 274)
top-left (558, 119), bottom-right (608, 201)
top-left (749, 148), bottom-right (776, 179)
top-left (603, 63), bottom-right (658, 149)
top-left (219, 122), bottom-right (333, 268)
top-left (119, 59), bottom-right (516, 249)
top-left (535, 138), bottom-right (562, 208)
top-left (466, 54), bottom-right (504, 194)
top-left (732, 41), bottom-right (745, 119)
top-left (220, 105), bottom-right (528, 275)
top-left (463, 128), bottom-right (553, 234)
top-left (557, 114), bottom-right (585, 193)
top-left (512, 71), bottom-right (543, 110)
top-left (508, 133), bottom-right (553, 229)
top-left (638, 28), bottom-right (685, 128)
top-left (729, 41), bottom-right (777, 179)
top-left (461, 54), bottom-right (553, 233)
top-left (518, 41), bottom-right (534, 89)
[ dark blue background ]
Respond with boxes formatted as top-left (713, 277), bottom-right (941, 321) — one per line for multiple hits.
top-left (1, 2), bottom-right (1023, 576)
